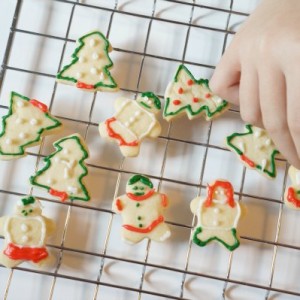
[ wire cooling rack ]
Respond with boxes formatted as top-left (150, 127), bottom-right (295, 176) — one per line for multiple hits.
top-left (1, 0), bottom-right (300, 299)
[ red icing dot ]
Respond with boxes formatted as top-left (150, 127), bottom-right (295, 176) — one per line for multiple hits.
top-left (193, 97), bottom-right (199, 103)
top-left (187, 79), bottom-right (193, 86)
top-left (205, 93), bottom-right (212, 98)
top-left (173, 100), bottom-right (181, 105)
top-left (178, 87), bottom-right (184, 94)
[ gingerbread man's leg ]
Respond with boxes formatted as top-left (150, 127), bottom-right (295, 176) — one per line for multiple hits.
top-left (0, 250), bottom-right (22, 268)
top-left (121, 228), bottom-right (145, 244)
top-left (119, 144), bottom-right (140, 157)
top-left (148, 223), bottom-right (171, 242)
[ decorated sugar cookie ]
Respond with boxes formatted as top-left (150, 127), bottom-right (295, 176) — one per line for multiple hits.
top-left (0, 196), bottom-right (55, 268)
top-left (99, 92), bottom-right (161, 157)
top-left (0, 91), bottom-right (62, 160)
top-left (190, 180), bottom-right (241, 251)
top-left (57, 31), bottom-right (118, 92)
top-left (113, 175), bottom-right (171, 244)
top-left (226, 124), bottom-right (279, 179)
top-left (284, 166), bottom-right (300, 209)
top-left (30, 134), bottom-right (90, 202)
top-left (163, 64), bottom-right (228, 121)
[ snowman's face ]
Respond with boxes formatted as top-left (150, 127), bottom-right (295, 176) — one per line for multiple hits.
top-left (126, 182), bottom-right (151, 196)
top-left (213, 187), bottom-right (227, 202)
top-left (15, 205), bottom-right (42, 217)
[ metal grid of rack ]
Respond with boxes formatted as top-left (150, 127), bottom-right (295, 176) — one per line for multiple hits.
top-left (0, 0), bottom-right (299, 299)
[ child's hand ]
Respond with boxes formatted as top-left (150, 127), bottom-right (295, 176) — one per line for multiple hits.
top-left (210, 0), bottom-right (300, 168)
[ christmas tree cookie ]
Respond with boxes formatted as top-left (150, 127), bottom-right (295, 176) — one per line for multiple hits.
top-left (113, 175), bottom-right (171, 244)
top-left (163, 64), bottom-right (228, 121)
top-left (284, 166), bottom-right (300, 209)
top-left (190, 180), bottom-right (241, 251)
top-left (0, 92), bottom-right (62, 160)
top-left (0, 196), bottom-right (55, 268)
top-left (99, 92), bottom-right (161, 157)
top-left (57, 31), bottom-right (118, 92)
top-left (30, 134), bottom-right (90, 202)
top-left (226, 124), bottom-right (279, 179)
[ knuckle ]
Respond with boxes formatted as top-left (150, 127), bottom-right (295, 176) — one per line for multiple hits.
top-left (240, 107), bottom-right (260, 126)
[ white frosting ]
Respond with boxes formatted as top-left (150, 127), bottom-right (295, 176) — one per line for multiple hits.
top-left (134, 111), bottom-right (141, 117)
top-left (76, 72), bottom-right (82, 79)
top-left (254, 130), bottom-right (262, 138)
top-left (47, 178), bottom-right (54, 185)
top-left (30, 118), bottom-right (38, 126)
top-left (5, 138), bottom-right (12, 145)
top-left (265, 139), bottom-right (271, 146)
top-left (213, 208), bottom-right (220, 214)
top-left (92, 52), bottom-right (99, 60)
top-left (67, 186), bottom-right (78, 194)
top-left (16, 118), bottom-right (23, 124)
top-left (54, 157), bottom-right (60, 163)
top-left (90, 67), bottom-right (98, 75)
top-left (64, 168), bottom-right (70, 179)
top-left (21, 235), bottom-right (29, 243)
top-left (21, 224), bottom-right (29, 232)
top-left (261, 159), bottom-right (267, 170)
top-left (99, 72), bottom-right (104, 81)
top-left (19, 132), bottom-right (26, 139)
top-left (238, 142), bottom-right (245, 152)
top-left (17, 101), bottom-right (25, 108)
top-left (89, 39), bottom-right (96, 47)
top-left (79, 56), bottom-right (85, 63)
top-left (63, 149), bottom-right (69, 155)
top-left (213, 220), bottom-right (220, 226)
top-left (124, 122), bottom-right (130, 127)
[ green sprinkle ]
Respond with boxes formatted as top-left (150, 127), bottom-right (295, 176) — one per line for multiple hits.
top-left (139, 224), bottom-right (143, 228)
top-left (137, 216), bottom-right (142, 220)
top-left (136, 203), bottom-right (140, 207)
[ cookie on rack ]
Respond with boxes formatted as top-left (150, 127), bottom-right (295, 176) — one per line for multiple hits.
top-left (99, 92), bottom-right (161, 157)
top-left (0, 196), bottom-right (55, 268)
top-left (284, 166), bottom-right (300, 209)
top-left (113, 175), bottom-right (171, 244)
top-left (226, 124), bottom-right (279, 179)
top-left (56, 31), bottom-right (118, 92)
top-left (163, 64), bottom-right (229, 121)
top-left (190, 180), bottom-right (241, 251)
top-left (30, 134), bottom-right (90, 202)
top-left (0, 91), bottom-right (62, 160)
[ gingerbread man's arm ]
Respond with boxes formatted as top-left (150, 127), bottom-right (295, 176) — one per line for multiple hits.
top-left (44, 217), bottom-right (56, 237)
top-left (0, 216), bottom-right (6, 235)
top-left (112, 196), bottom-right (125, 214)
top-left (190, 197), bottom-right (201, 214)
top-left (149, 121), bottom-right (161, 138)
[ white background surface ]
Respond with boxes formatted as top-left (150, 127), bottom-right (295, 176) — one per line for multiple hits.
top-left (0, 1), bottom-right (300, 300)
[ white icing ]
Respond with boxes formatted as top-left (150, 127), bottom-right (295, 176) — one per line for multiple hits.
top-left (30, 118), bottom-right (38, 126)
top-left (54, 157), bottom-right (60, 163)
top-left (254, 130), bottom-right (262, 138)
top-left (261, 159), bottom-right (267, 170)
top-left (89, 39), bottom-right (96, 47)
top-left (47, 178), bottom-right (54, 185)
top-left (17, 101), bottom-right (24, 108)
top-left (238, 142), bottom-right (245, 152)
top-left (124, 122), bottom-right (130, 127)
top-left (63, 149), bottom-right (69, 155)
top-left (142, 96), bottom-right (149, 102)
top-left (213, 208), bottom-right (220, 214)
top-left (213, 220), bottom-right (220, 226)
top-left (21, 235), bottom-right (29, 243)
top-left (99, 72), bottom-right (104, 81)
top-left (5, 138), bottom-right (12, 145)
top-left (92, 52), bottom-right (99, 60)
top-left (16, 118), bottom-right (23, 124)
top-left (129, 117), bottom-right (135, 123)
top-left (64, 168), bottom-right (70, 179)
top-left (21, 224), bottom-right (29, 232)
top-left (134, 111), bottom-right (141, 117)
top-left (265, 139), bottom-right (271, 146)
top-left (76, 72), bottom-right (82, 79)
top-left (79, 56), bottom-right (85, 63)
top-left (67, 186), bottom-right (78, 194)
top-left (19, 132), bottom-right (26, 139)
top-left (90, 67), bottom-right (98, 75)
top-left (159, 230), bottom-right (171, 242)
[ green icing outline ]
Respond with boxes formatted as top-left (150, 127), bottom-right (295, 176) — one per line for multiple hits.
top-left (30, 135), bottom-right (90, 202)
top-left (56, 31), bottom-right (118, 90)
top-left (0, 91), bottom-right (62, 158)
top-left (163, 64), bottom-right (228, 119)
top-left (226, 124), bottom-right (279, 179)
top-left (140, 91), bottom-right (161, 110)
top-left (192, 227), bottom-right (240, 251)
top-left (128, 174), bottom-right (153, 188)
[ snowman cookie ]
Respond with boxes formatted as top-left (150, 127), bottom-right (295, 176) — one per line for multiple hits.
top-left (284, 166), bottom-right (300, 209)
top-left (30, 134), bottom-right (90, 202)
top-left (57, 31), bottom-right (118, 92)
top-left (113, 175), bottom-right (171, 244)
top-left (164, 64), bottom-right (228, 121)
top-left (99, 92), bottom-right (161, 157)
top-left (0, 91), bottom-right (62, 160)
top-left (0, 196), bottom-right (55, 268)
top-left (190, 180), bottom-right (241, 251)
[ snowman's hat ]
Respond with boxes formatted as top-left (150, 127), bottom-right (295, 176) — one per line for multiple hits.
top-left (128, 174), bottom-right (153, 188)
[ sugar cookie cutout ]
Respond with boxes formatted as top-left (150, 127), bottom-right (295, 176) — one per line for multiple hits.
top-left (99, 92), bottom-right (161, 157)
top-left (226, 124), bottom-right (279, 179)
top-left (0, 92), bottom-right (62, 160)
top-left (163, 64), bottom-right (228, 121)
top-left (113, 175), bottom-right (171, 244)
top-left (0, 196), bottom-right (55, 268)
top-left (284, 166), bottom-right (300, 209)
top-left (30, 134), bottom-right (90, 202)
top-left (190, 180), bottom-right (241, 251)
top-left (57, 31), bottom-right (118, 92)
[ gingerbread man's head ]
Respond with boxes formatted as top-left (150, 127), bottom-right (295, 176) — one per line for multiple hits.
top-left (126, 175), bottom-right (154, 196)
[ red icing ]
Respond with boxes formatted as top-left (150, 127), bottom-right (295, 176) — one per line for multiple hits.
top-left (204, 180), bottom-right (235, 208)
top-left (287, 187), bottom-right (300, 207)
top-left (127, 189), bottom-right (155, 201)
top-left (205, 93), bottom-right (211, 98)
top-left (76, 81), bottom-right (95, 90)
top-left (49, 188), bottom-right (68, 202)
top-left (116, 199), bottom-right (123, 211)
top-left (178, 87), bottom-right (184, 94)
top-left (161, 194), bottom-right (168, 207)
top-left (4, 243), bottom-right (48, 263)
top-left (187, 79), bottom-right (193, 86)
top-left (29, 99), bottom-right (48, 113)
top-left (240, 154), bottom-right (256, 168)
top-left (105, 117), bottom-right (139, 146)
top-left (173, 100), bottom-right (181, 105)
top-left (193, 97), bottom-right (199, 103)
top-left (123, 215), bottom-right (164, 233)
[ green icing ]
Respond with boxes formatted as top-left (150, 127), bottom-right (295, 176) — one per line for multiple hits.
top-left (21, 196), bottom-right (35, 206)
top-left (128, 174), bottom-right (153, 188)
top-left (192, 227), bottom-right (240, 251)
top-left (226, 124), bottom-right (279, 179)
top-left (163, 64), bottom-right (228, 119)
top-left (30, 135), bottom-right (90, 202)
top-left (140, 91), bottom-right (161, 110)
top-left (56, 31), bottom-right (117, 90)
top-left (0, 91), bottom-right (62, 158)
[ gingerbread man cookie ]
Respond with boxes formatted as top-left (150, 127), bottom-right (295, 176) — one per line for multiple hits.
top-left (226, 124), bottom-right (279, 179)
top-left (113, 175), bottom-right (171, 244)
top-left (30, 134), bottom-right (90, 202)
top-left (163, 64), bottom-right (228, 121)
top-left (99, 92), bottom-right (161, 157)
top-left (57, 31), bottom-right (118, 92)
top-left (0, 91), bottom-right (62, 160)
top-left (190, 180), bottom-right (241, 251)
top-left (284, 166), bottom-right (300, 209)
top-left (0, 196), bottom-right (55, 268)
